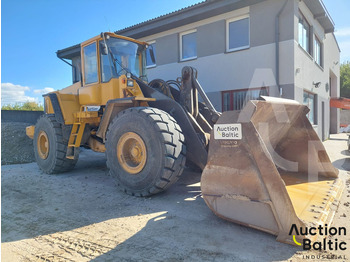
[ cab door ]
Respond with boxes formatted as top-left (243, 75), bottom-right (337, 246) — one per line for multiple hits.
top-left (79, 41), bottom-right (102, 105)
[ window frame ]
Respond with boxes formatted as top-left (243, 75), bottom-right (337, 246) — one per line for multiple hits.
top-left (303, 90), bottom-right (317, 125)
top-left (221, 87), bottom-right (269, 112)
top-left (146, 40), bottom-right (156, 68)
top-left (226, 14), bottom-right (250, 53)
top-left (179, 29), bottom-right (197, 62)
top-left (298, 12), bottom-right (311, 54)
top-left (314, 36), bottom-right (323, 67)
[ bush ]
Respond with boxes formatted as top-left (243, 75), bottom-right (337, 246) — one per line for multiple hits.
top-left (2, 102), bottom-right (44, 111)
top-left (340, 61), bottom-right (350, 98)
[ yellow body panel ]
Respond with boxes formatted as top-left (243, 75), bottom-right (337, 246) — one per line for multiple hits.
top-left (44, 78), bottom-right (147, 126)
top-left (44, 96), bottom-right (54, 114)
top-left (58, 82), bottom-right (80, 95)
top-left (78, 84), bottom-right (102, 105)
top-left (73, 111), bottom-right (100, 125)
top-left (26, 125), bottom-right (35, 139)
top-left (57, 93), bottom-right (81, 125)
top-left (79, 76), bottom-right (144, 106)
top-left (44, 82), bottom-right (81, 123)
top-left (100, 78), bottom-right (123, 105)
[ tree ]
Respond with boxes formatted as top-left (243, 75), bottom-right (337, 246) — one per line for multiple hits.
top-left (1, 101), bottom-right (44, 111)
top-left (340, 61), bottom-right (350, 98)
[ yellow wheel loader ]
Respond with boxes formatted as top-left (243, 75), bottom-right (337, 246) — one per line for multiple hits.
top-left (26, 32), bottom-right (344, 245)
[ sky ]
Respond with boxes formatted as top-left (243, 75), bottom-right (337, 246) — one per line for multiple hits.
top-left (1, 0), bottom-right (350, 105)
top-left (323, 0), bottom-right (350, 61)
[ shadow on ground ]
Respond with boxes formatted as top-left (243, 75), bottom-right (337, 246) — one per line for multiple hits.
top-left (328, 137), bottom-right (348, 141)
top-left (332, 157), bottom-right (350, 171)
top-left (340, 150), bottom-right (349, 156)
top-left (2, 149), bottom-right (298, 261)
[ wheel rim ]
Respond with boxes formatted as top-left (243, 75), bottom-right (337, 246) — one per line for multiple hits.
top-left (117, 132), bottom-right (147, 174)
top-left (37, 130), bottom-right (49, 159)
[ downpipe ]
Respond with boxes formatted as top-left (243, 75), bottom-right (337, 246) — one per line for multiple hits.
top-left (275, 0), bottom-right (289, 97)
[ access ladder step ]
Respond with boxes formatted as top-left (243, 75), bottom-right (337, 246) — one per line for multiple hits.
top-left (66, 122), bottom-right (86, 159)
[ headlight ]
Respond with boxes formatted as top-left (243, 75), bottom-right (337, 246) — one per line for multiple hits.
top-left (127, 80), bottom-right (134, 87)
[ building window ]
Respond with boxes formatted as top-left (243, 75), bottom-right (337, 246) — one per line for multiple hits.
top-left (226, 15), bottom-right (250, 52)
top-left (298, 13), bottom-right (310, 53)
top-left (303, 91), bottom-right (316, 125)
top-left (180, 30), bottom-right (197, 61)
top-left (222, 87), bottom-right (268, 111)
top-left (146, 41), bottom-right (156, 68)
top-left (314, 37), bottom-right (322, 67)
top-left (83, 42), bottom-right (98, 85)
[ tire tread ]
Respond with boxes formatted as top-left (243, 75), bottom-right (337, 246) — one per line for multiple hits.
top-left (34, 115), bottom-right (78, 174)
top-left (106, 107), bottom-right (186, 196)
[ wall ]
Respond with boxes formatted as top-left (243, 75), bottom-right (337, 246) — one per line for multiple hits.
top-left (340, 110), bottom-right (350, 126)
top-left (293, 0), bottom-right (340, 139)
top-left (131, 0), bottom-right (339, 140)
top-left (327, 34), bottom-right (341, 134)
top-left (140, 0), bottom-right (295, 111)
top-left (1, 110), bottom-right (44, 124)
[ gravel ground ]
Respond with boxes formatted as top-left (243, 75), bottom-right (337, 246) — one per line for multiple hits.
top-left (1, 122), bottom-right (35, 165)
top-left (1, 133), bottom-right (350, 261)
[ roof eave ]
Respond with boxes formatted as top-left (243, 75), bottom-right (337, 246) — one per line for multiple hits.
top-left (115, 0), bottom-right (264, 39)
top-left (304, 0), bottom-right (335, 33)
top-left (57, 44), bottom-right (81, 60)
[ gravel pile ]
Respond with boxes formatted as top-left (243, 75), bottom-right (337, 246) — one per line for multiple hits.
top-left (1, 122), bottom-right (35, 165)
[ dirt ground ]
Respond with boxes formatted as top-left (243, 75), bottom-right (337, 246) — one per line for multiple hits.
top-left (1, 122), bottom-right (35, 165)
top-left (1, 134), bottom-right (350, 262)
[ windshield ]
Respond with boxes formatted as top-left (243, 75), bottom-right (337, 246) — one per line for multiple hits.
top-left (104, 37), bottom-right (147, 80)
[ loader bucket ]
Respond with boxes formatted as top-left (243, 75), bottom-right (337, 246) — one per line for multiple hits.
top-left (201, 97), bottom-right (344, 244)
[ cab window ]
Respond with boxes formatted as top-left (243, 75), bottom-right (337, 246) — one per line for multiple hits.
top-left (83, 43), bottom-right (98, 84)
top-left (100, 51), bottom-right (115, 82)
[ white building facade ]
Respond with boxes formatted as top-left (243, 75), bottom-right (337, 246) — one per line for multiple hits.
top-left (117, 0), bottom-right (341, 140)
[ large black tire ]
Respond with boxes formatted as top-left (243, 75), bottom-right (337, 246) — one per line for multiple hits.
top-left (34, 115), bottom-right (79, 174)
top-left (106, 107), bottom-right (186, 196)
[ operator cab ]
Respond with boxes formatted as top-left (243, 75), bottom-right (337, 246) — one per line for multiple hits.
top-left (57, 32), bottom-right (150, 85)
top-left (98, 35), bottom-right (147, 82)
top-left (56, 32), bottom-right (153, 106)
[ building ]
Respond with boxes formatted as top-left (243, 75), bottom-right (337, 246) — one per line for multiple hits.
top-left (115, 0), bottom-right (341, 140)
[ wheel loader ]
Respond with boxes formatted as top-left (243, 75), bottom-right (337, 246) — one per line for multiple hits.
top-left (26, 32), bottom-right (344, 245)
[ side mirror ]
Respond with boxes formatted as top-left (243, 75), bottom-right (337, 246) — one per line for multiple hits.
top-left (149, 45), bottom-right (155, 64)
top-left (101, 43), bottom-right (108, 56)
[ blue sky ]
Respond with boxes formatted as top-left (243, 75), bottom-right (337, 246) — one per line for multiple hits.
top-left (1, 0), bottom-right (349, 105)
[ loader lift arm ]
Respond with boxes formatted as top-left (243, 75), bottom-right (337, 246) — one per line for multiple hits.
top-left (134, 75), bottom-right (204, 169)
top-left (132, 66), bottom-right (221, 170)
